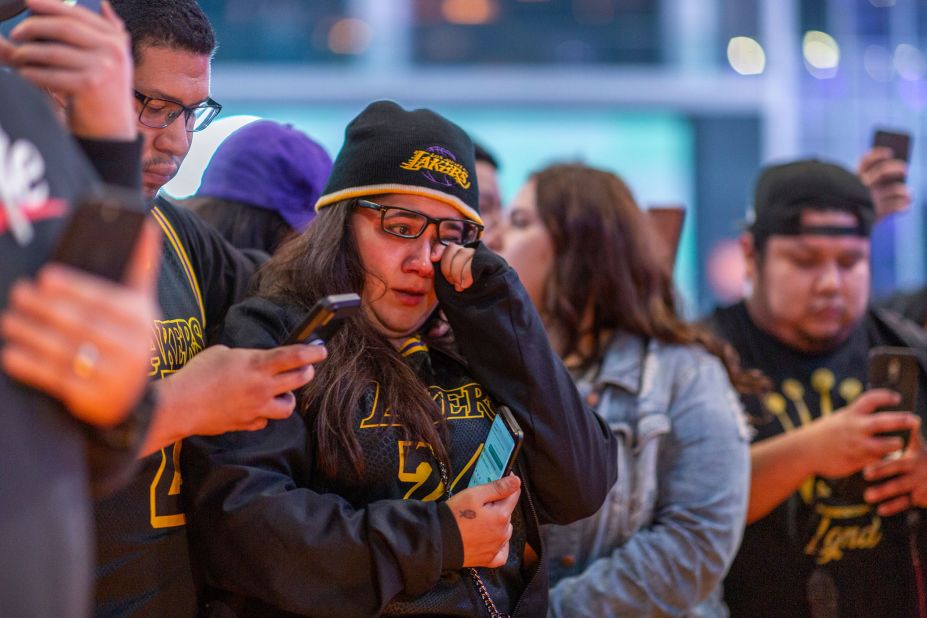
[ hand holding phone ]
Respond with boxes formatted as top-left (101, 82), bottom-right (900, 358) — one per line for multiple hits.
top-left (52, 186), bottom-right (147, 282)
top-left (284, 293), bottom-right (361, 345)
top-left (468, 405), bottom-right (524, 488)
top-left (868, 346), bottom-right (920, 449)
top-left (1, 0), bottom-right (134, 141)
top-left (873, 129), bottom-right (912, 163)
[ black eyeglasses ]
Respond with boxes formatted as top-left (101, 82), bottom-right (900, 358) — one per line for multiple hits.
top-left (133, 90), bottom-right (222, 133)
top-left (356, 200), bottom-right (483, 246)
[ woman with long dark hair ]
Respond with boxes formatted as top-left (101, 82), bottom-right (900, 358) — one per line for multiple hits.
top-left (498, 163), bottom-right (755, 617)
top-left (182, 103), bottom-right (617, 617)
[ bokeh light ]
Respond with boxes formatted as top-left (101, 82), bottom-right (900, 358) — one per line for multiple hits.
top-left (163, 116), bottom-right (262, 199)
top-left (803, 31), bottom-right (840, 78)
top-left (726, 36), bottom-right (766, 76)
top-left (442, 0), bottom-right (499, 25)
top-left (863, 44), bottom-right (894, 82)
top-left (327, 18), bottom-right (373, 55)
top-left (894, 43), bottom-right (926, 81)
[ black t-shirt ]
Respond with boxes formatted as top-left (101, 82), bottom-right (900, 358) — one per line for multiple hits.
top-left (710, 301), bottom-right (927, 617)
top-left (93, 197), bottom-right (261, 617)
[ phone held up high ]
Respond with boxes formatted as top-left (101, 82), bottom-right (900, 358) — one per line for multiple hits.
top-left (1, 0), bottom-right (100, 21)
top-left (873, 128), bottom-right (912, 163)
top-left (468, 405), bottom-right (524, 488)
top-left (868, 346), bottom-right (920, 449)
top-left (62, 0), bottom-right (103, 11)
top-left (51, 186), bottom-right (147, 283)
top-left (284, 293), bottom-right (361, 346)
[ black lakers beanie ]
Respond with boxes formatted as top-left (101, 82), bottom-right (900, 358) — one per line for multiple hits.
top-left (315, 100), bottom-right (482, 224)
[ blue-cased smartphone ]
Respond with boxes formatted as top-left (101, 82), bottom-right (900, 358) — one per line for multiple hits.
top-left (63, 0), bottom-right (102, 11)
top-left (468, 405), bottom-right (523, 488)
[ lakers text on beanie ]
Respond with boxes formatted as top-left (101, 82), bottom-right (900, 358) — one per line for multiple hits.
top-left (748, 159), bottom-right (875, 238)
top-left (197, 120), bottom-right (333, 233)
top-left (315, 100), bottom-right (482, 225)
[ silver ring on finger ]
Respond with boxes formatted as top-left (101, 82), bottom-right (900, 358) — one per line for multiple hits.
top-left (72, 341), bottom-right (100, 380)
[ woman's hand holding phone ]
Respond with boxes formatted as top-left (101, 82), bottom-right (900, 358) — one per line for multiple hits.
top-left (447, 475), bottom-right (521, 568)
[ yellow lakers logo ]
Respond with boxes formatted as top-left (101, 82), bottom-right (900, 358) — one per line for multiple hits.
top-left (149, 316), bottom-right (205, 378)
top-left (359, 382), bottom-right (493, 428)
top-left (400, 149), bottom-right (472, 190)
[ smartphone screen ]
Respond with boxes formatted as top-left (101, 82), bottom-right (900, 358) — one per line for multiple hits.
top-left (284, 293), bottom-right (361, 345)
top-left (468, 406), bottom-right (523, 488)
top-left (868, 346), bottom-right (920, 448)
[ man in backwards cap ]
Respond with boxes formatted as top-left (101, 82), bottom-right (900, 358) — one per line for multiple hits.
top-left (707, 159), bottom-right (927, 616)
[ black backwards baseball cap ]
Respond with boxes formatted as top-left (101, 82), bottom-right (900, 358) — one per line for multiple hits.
top-left (748, 159), bottom-right (875, 238)
top-left (0, 0), bottom-right (25, 21)
top-left (315, 100), bottom-right (482, 225)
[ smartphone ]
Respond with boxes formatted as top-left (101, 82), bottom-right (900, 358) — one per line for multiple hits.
top-left (868, 346), bottom-right (920, 449)
top-left (62, 0), bottom-right (102, 10)
top-left (646, 205), bottom-right (686, 272)
top-left (468, 405), bottom-right (524, 488)
top-left (6, 0), bottom-right (103, 19)
top-left (51, 186), bottom-right (147, 282)
top-left (873, 129), bottom-right (912, 163)
top-left (283, 293), bottom-right (361, 345)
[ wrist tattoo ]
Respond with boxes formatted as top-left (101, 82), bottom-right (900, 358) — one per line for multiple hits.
top-left (459, 509), bottom-right (477, 520)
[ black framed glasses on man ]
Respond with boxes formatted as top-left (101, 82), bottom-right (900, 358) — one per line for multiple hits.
top-left (133, 90), bottom-right (222, 133)
top-left (357, 199), bottom-right (483, 246)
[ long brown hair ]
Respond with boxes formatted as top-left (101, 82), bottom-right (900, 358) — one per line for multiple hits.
top-left (254, 200), bottom-right (450, 478)
top-left (533, 163), bottom-right (765, 393)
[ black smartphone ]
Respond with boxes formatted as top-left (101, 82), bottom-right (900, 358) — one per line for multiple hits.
top-left (283, 293), bottom-right (361, 345)
top-left (646, 205), bottom-right (686, 272)
top-left (468, 405), bottom-right (524, 488)
top-left (51, 186), bottom-right (147, 282)
top-left (873, 129), bottom-right (912, 163)
top-left (868, 346), bottom-right (920, 449)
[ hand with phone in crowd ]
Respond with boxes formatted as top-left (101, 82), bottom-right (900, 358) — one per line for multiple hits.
top-left (138, 295), bottom-right (348, 456)
top-left (1, 215), bottom-right (161, 429)
top-left (862, 347), bottom-right (927, 517)
top-left (0, 0), bottom-right (135, 140)
top-left (858, 128), bottom-right (913, 220)
top-left (445, 405), bottom-right (525, 568)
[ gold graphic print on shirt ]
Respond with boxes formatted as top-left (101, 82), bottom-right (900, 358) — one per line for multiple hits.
top-left (146, 316), bottom-right (205, 528)
top-left (149, 317), bottom-right (206, 378)
top-left (763, 368), bottom-right (880, 565)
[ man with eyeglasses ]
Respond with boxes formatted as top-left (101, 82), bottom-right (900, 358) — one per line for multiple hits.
top-left (2, 0), bottom-right (325, 614)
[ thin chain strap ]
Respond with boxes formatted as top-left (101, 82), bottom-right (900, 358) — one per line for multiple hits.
top-left (467, 567), bottom-right (508, 618)
top-left (439, 462), bottom-right (511, 618)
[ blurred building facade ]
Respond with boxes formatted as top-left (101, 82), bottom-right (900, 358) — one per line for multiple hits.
top-left (6, 0), bottom-right (919, 313)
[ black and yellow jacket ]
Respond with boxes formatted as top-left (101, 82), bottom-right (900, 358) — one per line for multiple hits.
top-left (182, 245), bottom-right (619, 617)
